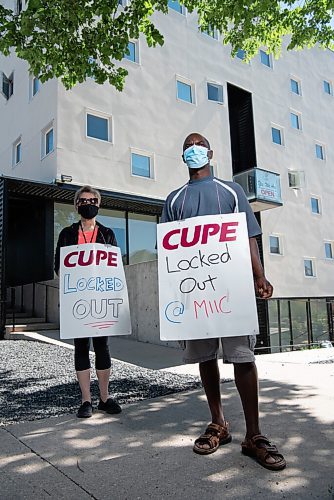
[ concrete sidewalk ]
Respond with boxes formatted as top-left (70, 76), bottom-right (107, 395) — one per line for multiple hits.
top-left (1, 337), bottom-right (334, 499)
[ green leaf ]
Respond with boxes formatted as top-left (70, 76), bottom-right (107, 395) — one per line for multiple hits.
top-left (0, 0), bottom-right (333, 90)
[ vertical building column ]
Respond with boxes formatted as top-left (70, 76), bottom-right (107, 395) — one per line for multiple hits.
top-left (0, 178), bottom-right (8, 339)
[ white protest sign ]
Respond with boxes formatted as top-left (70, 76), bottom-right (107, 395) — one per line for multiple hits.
top-left (157, 213), bottom-right (259, 341)
top-left (59, 243), bottom-right (131, 339)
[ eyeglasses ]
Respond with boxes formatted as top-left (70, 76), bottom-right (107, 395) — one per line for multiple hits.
top-left (77, 197), bottom-right (99, 206)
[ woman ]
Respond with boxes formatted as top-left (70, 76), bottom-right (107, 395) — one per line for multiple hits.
top-left (55, 185), bottom-right (122, 418)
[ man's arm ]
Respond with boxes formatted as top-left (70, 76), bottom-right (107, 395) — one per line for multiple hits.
top-left (249, 237), bottom-right (273, 299)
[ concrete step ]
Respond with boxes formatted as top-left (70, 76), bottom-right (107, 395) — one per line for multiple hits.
top-left (5, 317), bottom-right (46, 325)
top-left (5, 322), bottom-right (59, 334)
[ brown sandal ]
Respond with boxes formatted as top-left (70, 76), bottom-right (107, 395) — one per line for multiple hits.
top-left (241, 434), bottom-right (286, 471)
top-left (193, 422), bottom-right (232, 455)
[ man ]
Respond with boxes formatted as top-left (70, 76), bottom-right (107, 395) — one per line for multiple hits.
top-left (161, 133), bottom-right (286, 471)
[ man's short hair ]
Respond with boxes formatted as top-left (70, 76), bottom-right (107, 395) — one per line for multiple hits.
top-left (183, 133), bottom-right (211, 149)
top-left (74, 185), bottom-right (101, 206)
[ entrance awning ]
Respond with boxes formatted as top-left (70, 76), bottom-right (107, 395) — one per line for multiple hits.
top-left (3, 176), bottom-right (164, 215)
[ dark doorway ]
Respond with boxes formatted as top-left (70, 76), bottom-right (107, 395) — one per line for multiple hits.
top-left (227, 85), bottom-right (270, 351)
top-left (227, 83), bottom-right (257, 175)
top-left (7, 197), bottom-right (54, 286)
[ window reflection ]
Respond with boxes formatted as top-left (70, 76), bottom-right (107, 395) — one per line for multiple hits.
top-left (267, 297), bottom-right (332, 352)
top-left (98, 209), bottom-right (127, 263)
top-left (128, 213), bottom-right (157, 264)
top-left (54, 203), bottom-right (77, 254)
top-left (290, 300), bottom-right (308, 347)
top-left (268, 300), bottom-right (279, 353)
top-left (279, 300), bottom-right (292, 351)
top-left (311, 300), bottom-right (328, 343)
top-left (177, 80), bottom-right (193, 103)
top-left (168, 0), bottom-right (182, 13)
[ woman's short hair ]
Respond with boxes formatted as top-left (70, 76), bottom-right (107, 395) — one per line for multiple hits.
top-left (74, 185), bottom-right (101, 206)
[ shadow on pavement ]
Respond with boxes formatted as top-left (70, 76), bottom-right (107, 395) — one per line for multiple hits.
top-left (2, 377), bottom-right (334, 499)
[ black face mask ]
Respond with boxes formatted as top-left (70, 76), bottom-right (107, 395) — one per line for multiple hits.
top-left (78, 205), bottom-right (99, 220)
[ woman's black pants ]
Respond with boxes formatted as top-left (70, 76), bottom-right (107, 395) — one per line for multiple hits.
top-left (74, 336), bottom-right (111, 371)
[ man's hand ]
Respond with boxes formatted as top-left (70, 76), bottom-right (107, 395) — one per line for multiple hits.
top-left (254, 276), bottom-right (273, 299)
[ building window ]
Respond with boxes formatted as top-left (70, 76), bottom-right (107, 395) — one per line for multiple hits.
top-left (271, 126), bottom-right (283, 145)
top-left (98, 208), bottom-right (127, 262)
top-left (13, 139), bottom-right (22, 166)
top-left (30, 75), bottom-right (41, 98)
top-left (236, 48), bottom-right (246, 60)
top-left (1, 72), bottom-right (14, 100)
top-left (15, 142), bottom-right (22, 164)
top-left (207, 82), bottom-right (223, 104)
top-left (128, 213), bottom-right (158, 264)
top-left (269, 235), bottom-right (281, 255)
top-left (131, 152), bottom-right (152, 178)
top-left (315, 143), bottom-right (325, 160)
top-left (288, 170), bottom-right (304, 189)
top-left (310, 197), bottom-right (320, 214)
top-left (41, 125), bottom-right (54, 158)
top-left (260, 50), bottom-right (271, 68)
top-left (168, 0), bottom-right (184, 14)
top-left (86, 113), bottom-right (110, 142)
top-left (45, 128), bottom-right (54, 156)
top-left (201, 25), bottom-right (219, 40)
top-left (325, 242), bottom-right (333, 260)
top-left (290, 78), bottom-right (300, 95)
top-left (32, 76), bottom-right (40, 96)
top-left (124, 41), bottom-right (138, 63)
top-left (176, 79), bottom-right (194, 104)
top-left (290, 111), bottom-right (301, 130)
top-left (304, 259), bottom-right (315, 277)
top-left (323, 80), bottom-right (332, 95)
top-left (15, 0), bottom-right (23, 14)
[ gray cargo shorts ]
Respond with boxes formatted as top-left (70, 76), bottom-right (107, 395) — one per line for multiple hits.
top-left (182, 335), bottom-right (257, 364)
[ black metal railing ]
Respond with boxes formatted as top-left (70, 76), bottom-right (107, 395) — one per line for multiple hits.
top-left (255, 340), bottom-right (333, 354)
top-left (6, 281), bottom-right (59, 334)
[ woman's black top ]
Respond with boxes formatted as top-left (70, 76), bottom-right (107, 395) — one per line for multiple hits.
top-left (54, 221), bottom-right (117, 275)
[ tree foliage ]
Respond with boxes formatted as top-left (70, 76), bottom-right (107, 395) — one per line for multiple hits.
top-left (0, 0), bottom-right (333, 90)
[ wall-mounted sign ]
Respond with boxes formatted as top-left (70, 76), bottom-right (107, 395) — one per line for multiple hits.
top-left (256, 169), bottom-right (282, 203)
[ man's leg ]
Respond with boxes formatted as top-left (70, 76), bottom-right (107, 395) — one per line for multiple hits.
top-left (185, 340), bottom-right (231, 454)
top-left (233, 361), bottom-right (260, 438)
top-left (194, 358), bottom-right (232, 453)
top-left (185, 339), bottom-right (223, 424)
top-left (234, 360), bottom-right (286, 469)
top-left (199, 358), bottom-right (225, 426)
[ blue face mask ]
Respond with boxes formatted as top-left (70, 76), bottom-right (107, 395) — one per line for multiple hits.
top-left (183, 145), bottom-right (209, 169)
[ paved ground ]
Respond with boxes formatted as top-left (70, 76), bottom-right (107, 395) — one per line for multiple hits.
top-left (1, 334), bottom-right (334, 499)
